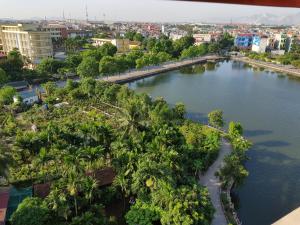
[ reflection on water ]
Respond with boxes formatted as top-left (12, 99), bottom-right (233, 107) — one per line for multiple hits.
top-left (129, 60), bottom-right (300, 225)
top-left (205, 61), bottom-right (217, 71)
top-left (180, 64), bottom-right (206, 74)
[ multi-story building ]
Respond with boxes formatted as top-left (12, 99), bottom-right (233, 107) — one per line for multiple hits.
top-left (0, 24), bottom-right (53, 64)
top-left (252, 36), bottom-right (269, 53)
top-left (40, 24), bottom-right (68, 40)
top-left (274, 33), bottom-right (292, 52)
top-left (193, 33), bottom-right (212, 45)
top-left (67, 29), bottom-right (93, 38)
top-left (234, 34), bottom-right (254, 49)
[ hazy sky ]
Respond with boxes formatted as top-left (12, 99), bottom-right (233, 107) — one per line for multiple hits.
top-left (1, 0), bottom-right (300, 22)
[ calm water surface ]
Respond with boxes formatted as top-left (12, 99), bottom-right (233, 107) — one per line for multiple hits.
top-left (128, 61), bottom-right (300, 225)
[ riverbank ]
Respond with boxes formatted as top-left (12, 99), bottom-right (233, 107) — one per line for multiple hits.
top-left (232, 56), bottom-right (300, 78)
top-left (100, 55), bottom-right (224, 84)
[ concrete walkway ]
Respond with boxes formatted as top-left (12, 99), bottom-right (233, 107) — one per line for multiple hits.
top-left (233, 56), bottom-right (300, 78)
top-left (100, 55), bottom-right (223, 84)
top-left (199, 138), bottom-right (232, 225)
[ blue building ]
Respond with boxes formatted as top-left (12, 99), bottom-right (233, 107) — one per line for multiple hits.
top-left (234, 34), bottom-right (254, 49)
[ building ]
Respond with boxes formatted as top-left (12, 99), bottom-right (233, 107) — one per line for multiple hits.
top-left (92, 38), bottom-right (131, 53)
top-left (234, 34), bottom-right (254, 49)
top-left (6, 81), bottom-right (29, 91)
top-left (67, 30), bottom-right (93, 38)
top-left (274, 33), bottom-right (293, 52)
top-left (13, 90), bottom-right (39, 105)
top-left (252, 36), bottom-right (269, 53)
top-left (40, 24), bottom-right (68, 40)
top-left (0, 24), bottom-right (53, 64)
top-left (193, 33), bottom-right (212, 45)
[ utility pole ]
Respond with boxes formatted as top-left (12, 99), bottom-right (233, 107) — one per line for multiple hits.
top-left (85, 4), bottom-right (89, 22)
top-left (63, 9), bottom-right (65, 21)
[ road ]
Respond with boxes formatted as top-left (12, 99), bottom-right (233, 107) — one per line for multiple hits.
top-left (199, 138), bottom-right (232, 225)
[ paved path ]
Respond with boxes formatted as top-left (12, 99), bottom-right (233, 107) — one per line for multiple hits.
top-left (100, 55), bottom-right (223, 84)
top-left (199, 138), bottom-right (232, 225)
top-left (233, 56), bottom-right (300, 78)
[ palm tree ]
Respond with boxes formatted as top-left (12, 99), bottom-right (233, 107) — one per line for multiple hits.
top-left (0, 146), bottom-right (11, 179)
top-left (82, 176), bottom-right (98, 205)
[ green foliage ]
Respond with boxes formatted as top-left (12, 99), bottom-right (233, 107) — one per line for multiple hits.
top-left (0, 49), bottom-right (24, 80)
top-left (42, 81), bottom-right (57, 96)
top-left (125, 200), bottom-right (161, 225)
top-left (0, 67), bottom-right (8, 85)
top-left (66, 54), bottom-right (83, 71)
top-left (219, 122), bottom-right (251, 187)
top-left (0, 86), bottom-right (16, 106)
top-left (65, 37), bottom-right (87, 53)
top-left (36, 58), bottom-right (66, 75)
top-left (173, 36), bottom-right (195, 57)
top-left (100, 43), bottom-right (118, 57)
top-left (180, 44), bottom-right (208, 59)
top-left (208, 110), bottom-right (224, 128)
top-left (3, 80), bottom-right (222, 225)
top-left (77, 57), bottom-right (99, 78)
top-left (159, 184), bottom-right (214, 225)
top-left (99, 56), bottom-right (123, 75)
top-left (228, 121), bottom-right (243, 138)
top-left (10, 197), bottom-right (50, 225)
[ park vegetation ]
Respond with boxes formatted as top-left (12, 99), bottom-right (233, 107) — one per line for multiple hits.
top-left (0, 32), bottom-right (233, 85)
top-left (0, 79), bottom-right (227, 225)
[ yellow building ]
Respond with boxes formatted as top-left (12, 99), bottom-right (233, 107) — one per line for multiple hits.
top-left (92, 38), bottom-right (133, 53)
top-left (0, 24), bottom-right (53, 63)
top-left (129, 41), bottom-right (141, 50)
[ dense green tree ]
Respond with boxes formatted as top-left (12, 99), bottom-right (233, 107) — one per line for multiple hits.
top-left (219, 154), bottom-right (249, 186)
top-left (10, 197), bottom-right (50, 225)
top-left (36, 58), bottom-right (65, 75)
top-left (125, 200), bottom-right (161, 225)
top-left (208, 43), bottom-right (220, 53)
top-left (124, 31), bottom-right (136, 41)
top-left (0, 49), bottom-right (24, 78)
top-left (65, 37), bottom-right (87, 53)
top-left (133, 32), bottom-right (144, 42)
top-left (77, 57), bottom-right (99, 78)
top-left (0, 67), bottom-right (8, 85)
top-left (66, 54), bottom-right (83, 71)
top-left (42, 81), bottom-right (57, 96)
top-left (99, 43), bottom-right (117, 57)
top-left (208, 110), bottom-right (224, 128)
top-left (0, 86), bottom-right (16, 106)
top-left (156, 52), bottom-right (172, 62)
top-left (99, 56), bottom-right (119, 75)
top-left (228, 121), bottom-right (243, 138)
top-left (173, 36), bottom-right (195, 57)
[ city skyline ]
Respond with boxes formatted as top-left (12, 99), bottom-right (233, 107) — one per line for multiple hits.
top-left (1, 0), bottom-right (300, 23)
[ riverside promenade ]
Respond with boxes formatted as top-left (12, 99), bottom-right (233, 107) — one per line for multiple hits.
top-left (233, 56), bottom-right (300, 77)
top-left (101, 55), bottom-right (224, 84)
top-left (199, 138), bottom-right (231, 225)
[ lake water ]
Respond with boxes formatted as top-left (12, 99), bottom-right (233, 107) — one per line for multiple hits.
top-left (128, 60), bottom-right (300, 225)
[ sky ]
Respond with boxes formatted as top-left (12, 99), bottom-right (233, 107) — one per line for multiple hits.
top-left (0, 0), bottom-right (300, 23)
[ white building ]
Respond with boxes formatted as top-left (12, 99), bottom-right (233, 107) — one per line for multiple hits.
top-left (252, 36), bottom-right (269, 53)
top-left (193, 33), bottom-right (212, 45)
